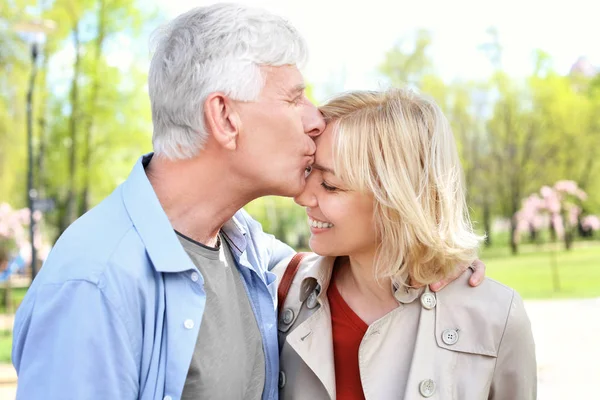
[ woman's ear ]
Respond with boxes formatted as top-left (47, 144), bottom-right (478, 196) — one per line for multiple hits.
top-left (204, 93), bottom-right (240, 151)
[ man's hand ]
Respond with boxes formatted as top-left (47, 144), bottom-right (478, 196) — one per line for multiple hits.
top-left (429, 259), bottom-right (486, 292)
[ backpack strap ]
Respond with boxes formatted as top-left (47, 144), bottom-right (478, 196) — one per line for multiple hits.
top-left (277, 252), bottom-right (309, 317)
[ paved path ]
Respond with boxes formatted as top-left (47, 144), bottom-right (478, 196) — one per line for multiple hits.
top-left (528, 297), bottom-right (600, 399)
top-left (0, 298), bottom-right (597, 399)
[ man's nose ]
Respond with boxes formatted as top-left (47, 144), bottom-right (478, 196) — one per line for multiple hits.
top-left (303, 103), bottom-right (326, 138)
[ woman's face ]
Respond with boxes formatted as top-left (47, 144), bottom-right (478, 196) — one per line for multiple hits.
top-left (294, 123), bottom-right (379, 259)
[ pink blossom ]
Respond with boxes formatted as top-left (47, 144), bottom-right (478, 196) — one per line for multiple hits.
top-left (544, 193), bottom-right (561, 214)
top-left (551, 214), bottom-right (565, 240)
top-left (0, 203), bottom-right (12, 218)
top-left (540, 186), bottom-right (554, 198)
top-left (567, 206), bottom-right (581, 226)
top-left (554, 180), bottom-right (578, 195)
top-left (0, 204), bottom-right (47, 259)
top-left (575, 189), bottom-right (588, 201)
top-left (533, 214), bottom-right (548, 230)
top-left (16, 209), bottom-right (30, 224)
top-left (33, 210), bottom-right (43, 222)
top-left (582, 215), bottom-right (600, 231)
top-left (516, 217), bottom-right (530, 233)
top-left (0, 223), bottom-right (8, 238)
top-left (554, 180), bottom-right (588, 201)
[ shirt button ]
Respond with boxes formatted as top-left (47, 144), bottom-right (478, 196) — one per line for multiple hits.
top-left (420, 292), bottom-right (437, 310)
top-left (184, 319), bottom-right (194, 329)
top-left (164, 396), bottom-right (172, 400)
top-left (278, 371), bottom-right (286, 389)
top-left (190, 272), bottom-right (199, 282)
top-left (442, 328), bottom-right (459, 345)
top-left (282, 308), bottom-right (294, 325)
top-left (419, 379), bottom-right (436, 397)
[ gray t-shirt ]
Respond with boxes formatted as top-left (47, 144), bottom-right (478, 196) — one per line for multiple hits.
top-left (178, 232), bottom-right (265, 400)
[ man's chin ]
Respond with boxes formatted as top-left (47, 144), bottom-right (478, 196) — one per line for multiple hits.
top-left (274, 177), bottom-right (306, 198)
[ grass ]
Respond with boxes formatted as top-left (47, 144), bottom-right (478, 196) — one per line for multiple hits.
top-left (0, 330), bottom-right (11, 363)
top-left (480, 241), bottom-right (600, 299)
top-left (0, 287), bottom-right (28, 314)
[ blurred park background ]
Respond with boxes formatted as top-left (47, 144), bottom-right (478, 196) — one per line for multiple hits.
top-left (0, 0), bottom-right (599, 398)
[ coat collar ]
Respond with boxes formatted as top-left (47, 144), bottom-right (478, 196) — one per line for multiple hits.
top-left (298, 256), bottom-right (424, 305)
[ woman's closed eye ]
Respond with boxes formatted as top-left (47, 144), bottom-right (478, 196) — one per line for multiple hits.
top-left (321, 181), bottom-right (338, 192)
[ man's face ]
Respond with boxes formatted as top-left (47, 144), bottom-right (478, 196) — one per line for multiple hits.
top-left (232, 65), bottom-right (325, 197)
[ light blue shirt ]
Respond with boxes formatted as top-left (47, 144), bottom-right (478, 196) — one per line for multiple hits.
top-left (12, 154), bottom-right (294, 400)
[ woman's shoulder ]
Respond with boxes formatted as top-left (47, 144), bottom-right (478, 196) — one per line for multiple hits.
top-left (272, 252), bottom-right (323, 283)
top-left (435, 271), bottom-right (530, 357)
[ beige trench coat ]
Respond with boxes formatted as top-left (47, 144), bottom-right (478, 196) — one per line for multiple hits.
top-left (273, 254), bottom-right (536, 400)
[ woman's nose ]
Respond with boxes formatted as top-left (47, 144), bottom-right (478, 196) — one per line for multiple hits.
top-left (294, 171), bottom-right (318, 208)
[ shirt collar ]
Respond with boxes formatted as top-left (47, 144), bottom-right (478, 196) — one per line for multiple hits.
top-left (221, 216), bottom-right (248, 257)
top-left (121, 153), bottom-right (226, 274)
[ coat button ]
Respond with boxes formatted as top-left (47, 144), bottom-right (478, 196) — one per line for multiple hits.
top-left (278, 371), bottom-right (286, 389)
top-left (419, 379), bottom-right (436, 397)
top-left (420, 292), bottom-right (437, 310)
top-left (282, 308), bottom-right (295, 325)
top-left (300, 279), bottom-right (317, 302)
top-left (306, 290), bottom-right (319, 309)
top-left (442, 329), bottom-right (459, 345)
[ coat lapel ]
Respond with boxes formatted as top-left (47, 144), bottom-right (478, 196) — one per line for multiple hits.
top-left (286, 302), bottom-right (336, 399)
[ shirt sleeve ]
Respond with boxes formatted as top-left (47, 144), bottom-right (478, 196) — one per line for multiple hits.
top-left (12, 279), bottom-right (139, 399)
top-left (489, 291), bottom-right (537, 400)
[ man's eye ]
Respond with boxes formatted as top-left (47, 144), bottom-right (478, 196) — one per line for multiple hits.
top-left (321, 181), bottom-right (338, 192)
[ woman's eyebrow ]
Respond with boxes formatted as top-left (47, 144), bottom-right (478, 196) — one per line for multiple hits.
top-left (312, 163), bottom-right (335, 175)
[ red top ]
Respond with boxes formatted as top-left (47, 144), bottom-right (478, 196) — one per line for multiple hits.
top-left (328, 275), bottom-right (368, 400)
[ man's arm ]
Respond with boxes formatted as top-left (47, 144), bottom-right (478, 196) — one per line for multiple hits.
top-left (13, 279), bottom-right (139, 399)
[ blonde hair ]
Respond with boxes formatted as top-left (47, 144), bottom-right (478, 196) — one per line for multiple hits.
top-left (320, 88), bottom-right (484, 285)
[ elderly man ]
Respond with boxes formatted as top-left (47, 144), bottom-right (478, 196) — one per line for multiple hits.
top-left (12, 4), bottom-right (485, 400)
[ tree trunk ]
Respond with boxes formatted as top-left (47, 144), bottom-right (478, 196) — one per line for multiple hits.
top-left (36, 55), bottom-right (50, 200)
top-left (510, 215), bottom-right (519, 255)
top-left (80, 0), bottom-right (107, 215)
top-left (483, 199), bottom-right (492, 247)
top-left (62, 22), bottom-right (82, 232)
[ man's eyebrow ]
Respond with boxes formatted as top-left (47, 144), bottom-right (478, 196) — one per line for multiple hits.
top-left (312, 163), bottom-right (335, 175)
top-left (287, 84), bottom-right (306, 96)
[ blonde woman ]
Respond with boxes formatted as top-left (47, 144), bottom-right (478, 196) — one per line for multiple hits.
top-left (274, 89), bottom-right (536, 400)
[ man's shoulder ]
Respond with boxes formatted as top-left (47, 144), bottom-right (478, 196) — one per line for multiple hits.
top-left (39, 187), bottom-right (155, 287)
top-left (16, 189), bottom-right (161, 343)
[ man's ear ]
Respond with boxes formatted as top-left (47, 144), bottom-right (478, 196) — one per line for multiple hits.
top-left (204, 93), bottom-right (240, 151)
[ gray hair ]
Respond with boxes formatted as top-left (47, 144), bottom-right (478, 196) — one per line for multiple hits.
top-left (148, 3), bottom-right (308, 160)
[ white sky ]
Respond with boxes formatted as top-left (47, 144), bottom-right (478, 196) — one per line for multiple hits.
top-left (152, 0), bottom-right (600, 102)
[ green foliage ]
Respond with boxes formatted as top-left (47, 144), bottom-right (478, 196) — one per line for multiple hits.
top-left (245, 197), bottom-right (310, 250)
top-left (1, 6), bottom-right (598, 256)
top-left (379, 29), bottom-right (600, 251)
top-left (0, 0), bottom-right (157, 239)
